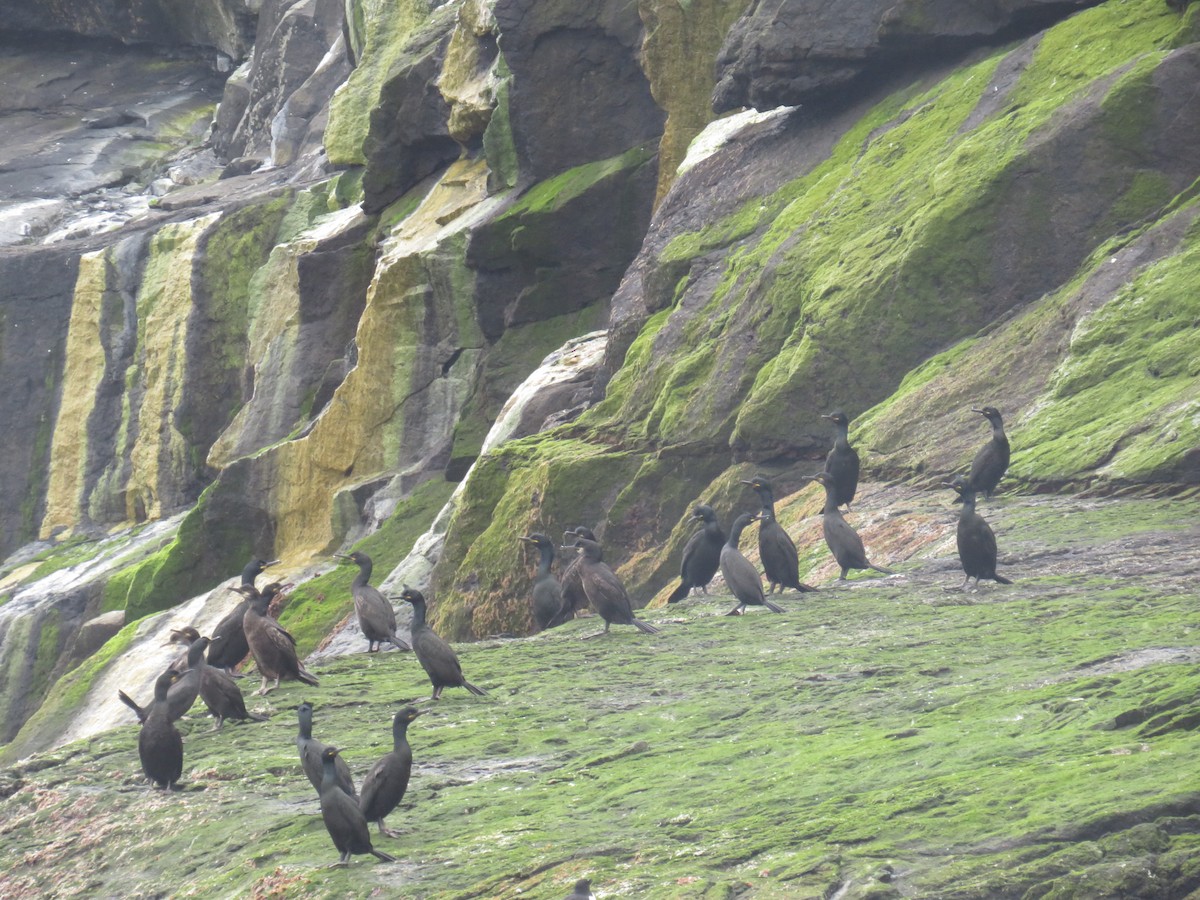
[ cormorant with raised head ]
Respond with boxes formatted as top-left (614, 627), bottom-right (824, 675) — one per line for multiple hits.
top-left (946, 476), bottom-right (1013, 589)
top-left (188, 635), bottom-right (267, 729)
top-left (319, 747), bottom-right (397, 866)
top-left (558, 526), bottom-right (596, 622)
top-left (813, 472), bottom-right (893, 580)
top-left (721, 512), bottom-right (784, 616)
top-left (667, 505), bottom-right (726, 604)
top-left (138, 670), bottom-right (184, 790)
top-left (237, 582), bottom-right (319, 695)
top-left (741, 475), bottom-right (818, 593)
top-left (359, 706), bottom-right (422, 837)
top-left (334, 551), bottom-right (412, 652)
top-left (297, 700), bottom-right (356, 798)
top-left (565, 878), bottom-right (595, 900)
top-left (968, 406), bottom-right (1010, 499)
top-left (571, 538), bottom-right (660, 636)
top-left (208, 557), bottom-right (278, 672)
top-left (396, 587), bottom-right (487, 699)
top-left (518, 533), bottom-right (567, 630)
top-left (822, 410), bottom-right (860, 510)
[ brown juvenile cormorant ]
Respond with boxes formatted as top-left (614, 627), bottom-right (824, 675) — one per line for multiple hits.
top-left (667, 505), bottom-right (726, 604)
top-left (334, 551), bottom-right (412, 652)
top-left (565, 879), bottom-right (595, 900)
top-left (359, 706), bottom-right (422, 837)
top-left (572, 538), bottom-right (660, 636)
top-left (138, 670), bottom-right (184, 790)
top-left (237, 582), bottom-right (319, 695)
top-left (319, 747), bottom-right (397, 866)
top-left (968, 406), bottom-right (1010, 499)
top-left (721, 512), bottom-right (785, 616)
top-left (741, 476), bottom-right (818, 594)
top-left (822, 410), bottom-right (860, 510)
top-left (297, 701), bottom-right (356, 798)
top-left (166, 625), bottom-right (201, 674)
top-left (813, 472), bottom-right (893, 580)
top-left (185, 636), bottom-right (268, 729)
top-left (518, 534), bottom-right (567, 630)
top-left (207, 557), bottom-right (278, 672)
top-left (558, 526), bottom-right (596, 622)
top-left (397, 587), bottom-right (487, 699)
top-left (946, 477), bottom-right (1013, 589)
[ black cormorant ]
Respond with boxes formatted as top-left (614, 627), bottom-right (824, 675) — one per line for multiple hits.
top-left (396, 588), bottom-right (487, 699)
top-left (741, 476), bottom-right (818, 593)
top-left (572, 538), bottom-right (660, 636)
top-left (946, 477), bottom-right (1013, 589)
top-left (565, 879), bottom-right (595, 900)
top-left (138, 670), bottom-right (184, 790)
top-left (813, 472), bottom-right (893, 580)
top-left (721, 512), bottom-right (784, 616)
top-left (968, 406), bottom-right (1010, 499)
top-left (822, 410), bottom-right (860, 510)
top-left (297, 700), bottom-right (356, 798)
top-left (359, 706), bottom-right (422, 837)
top-left (334, 551), bottom-right (412, 652)
top-left (237, 582), bottom-right (319, 694)
top-left (667, 505), bottom-right (725, 604)
top-left (208, 557), bottom-right (278, 672)
top-left (519, 533), bottom-right (567, 630)
top-left (319, 747), bottom-right (397, 866)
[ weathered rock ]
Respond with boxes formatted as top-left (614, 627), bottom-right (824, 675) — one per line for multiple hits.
top-left (713, 0), bottom-right (1101, 113)
top-left (68, 610), bottom-right (126, 664)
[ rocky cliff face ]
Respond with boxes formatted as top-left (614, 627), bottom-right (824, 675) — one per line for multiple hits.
top-left (1, 0), bottom-right (1198, 772)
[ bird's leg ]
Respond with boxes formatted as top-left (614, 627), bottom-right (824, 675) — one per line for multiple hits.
top-left (431, 686), bottom-right (443, 701)
top-left (724, 604), bottom-right (744, 616)
top-left (256, 676), bottom-right (272, 696)
top-left (839, 569), bottom-right (850, 581)
top-left (378, 819), bottom-right (399, 838)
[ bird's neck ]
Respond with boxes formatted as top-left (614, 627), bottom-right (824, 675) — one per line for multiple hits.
top-left (959, 495), bottom-right (978, 517)
top-left (392, 722), bottom-right (410, 752)
top-left (410, 600), bottom-right (428, 629)
top-left (298, 716), bottom-right (313, 740)
top-left (320, 757), bottom-right (338, 792)
top-left (991, 422), bottom-right (1007, 441)
top-left (354, 562), bottom-right (372, 587)
top-left (535, 544), bottom-right (554, 576)
top-left (834, 423), bottom-right (850, 446)
top-left (822, 493), bottom-right (840, 515)
top-left (706, 520), bottom-right (725, 540)
top-left (757, 497), bottom-right (776, 518)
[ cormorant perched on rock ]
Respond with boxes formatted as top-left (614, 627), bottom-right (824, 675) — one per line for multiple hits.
top-left (396, 587), bottom-right (487, 699)
top-left (968, 406), bottom-right (1010, 499)
top-left (822, 410), bottom-right (860, 510)
top-left (518, 534), bottom-right (567, 630)
top-left (334, 551), bottom-right (412, 652)
top-left (571, 538), bottom-right (660, 636)
top-left (186, 636), bottom-right (267, 729)
top-left (721, 513), bottom-right (785, 616)
top-left (138, 670), bottom-right (184, 790)
top-left (297, 701), bottom-right (356, 798)
top-left (359, 706), bottom-right (422, 837)
top-left (237, 582), bottom-right (319, 695)
top-left (813, 472), bottom-right (893, 580)
top-left (558, 526), bottom-right (596, 622)
top-left (667, 505), bottom-right (726, 604)
top-left (118, 638), bottom-right (204, 724)
top-left (565, 879), bottom-right (595, 900)
top-left (208, 557), bottom-right (278, 672)
top-left (946, 477), bottom-right (1013, 589)
top-left (319, 747), bottom-right (397, 866)
top-left (741, 476), bottom-right (818, 594)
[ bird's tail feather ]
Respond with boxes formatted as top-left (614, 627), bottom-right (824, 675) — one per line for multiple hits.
top-left (297, 668), bottom-right (320, 687)
top-left (372, 848), bottom-right (398, 863)
top-left (464, 680), bottom-right (488, 696)
top-left (765, 598), bottom-right (786, 613)
top-left (666, 581), bottom-right (690, 604)
top-left (994, 574), bottom-right (1013, 585)
top-left (633, 618), bottom-right (661, 635)
top-left (789, 579), bottom-right (819, 593)
top-left (871, 565), bottom-right (895, 575)
top-left (388, 634), bottom-right (412, 651)
top-left (118, 690), bottom-right (147, 723)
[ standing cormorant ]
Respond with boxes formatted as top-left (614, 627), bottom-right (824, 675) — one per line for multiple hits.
top-left (237, 582), bottom-right (319, 694)
top-left (558, 526), bottom-right (596, 622)
top-left (359, 706), bottom-right (422, 837)
top-left (565, 879), bottom-right (596, 900)
top-left (182, 636), bottom-right (267, 729)
top-left (721, 512), bottom-right (785, 616)
top-left (518, 534), bottom-right (567, 630)
top-left (667, 505), bottom-right (726, 604)
top-left (946, 477), bottom-right (1013, 589)
top-left (741, 476), bottom-right (818, 593)
top-left (571, 538), bottom-right (660, 636)
top-left (334, 551), bottom-right (412, 652)
top-left (396, 588), bottom-right (487, 699)
top-left (319, 747), bottom-right (397, 866)
top-left (208, 557), bottom-right (278, 672)
top-left (138, 670), bottom-right (184, 790)
top-left (297, 701), bottom-right (356, 798)
top-left (968, 406), bottom-right (1010, 499)
top-left (822, 410), bottom-right (860, 510)
top-left (813, 472), bottom-right (893, 580)
top-left (118, 637), bottom-right (203, 724)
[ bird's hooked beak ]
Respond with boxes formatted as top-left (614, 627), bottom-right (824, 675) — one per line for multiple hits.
top-left (820, 413), bottom-right (834, 421)
top-left (970, 407), bottom-right (987, 416)
top-left (739, 479), bottom-right (755, 486)
top-left (333, 553), bottom-right (353, 561)
top-left (518, 536), bottom-right (535, 545)
top-left (262, 558), bottom-right (281, 567)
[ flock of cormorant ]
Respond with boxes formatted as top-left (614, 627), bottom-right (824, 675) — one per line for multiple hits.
top-left (119, 407), bottom-right (1009, 894)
